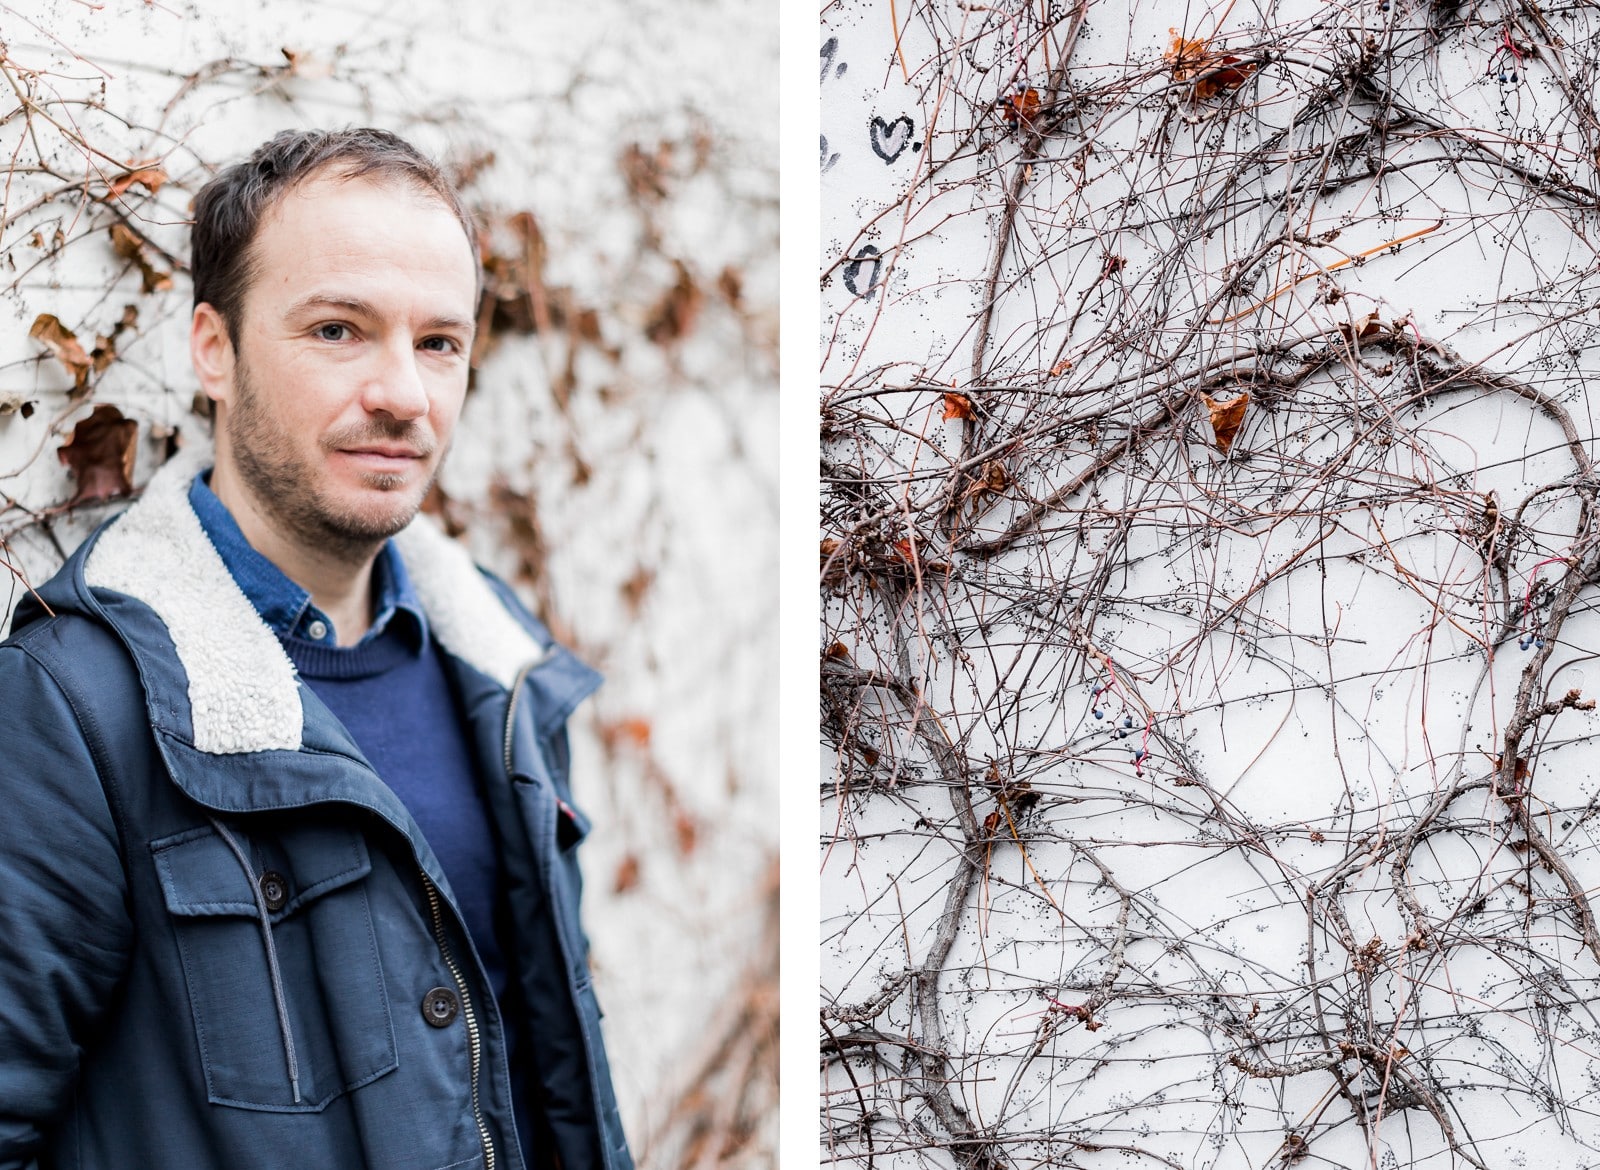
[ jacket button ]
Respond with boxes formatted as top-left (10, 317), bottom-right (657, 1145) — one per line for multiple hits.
top-left (422, 986), bottom-right (459, 1028)
top-left (259, 871), bottom-right (289, 913)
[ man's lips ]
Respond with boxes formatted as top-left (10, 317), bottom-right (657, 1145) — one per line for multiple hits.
top-left (338, 446), bottom-right (427, 460)
top-left (335, 446), bottom-right (430, 476)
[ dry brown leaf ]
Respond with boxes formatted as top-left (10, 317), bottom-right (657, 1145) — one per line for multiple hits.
top-left (942, 391), bottom-right (975, 421)
top-left (613, 853), bottom-right (641, 894)
top-left (109, 223), bottom-right (174, 293)
top-left (1167, 31), bottom-right (1257, 99)
top-left (1201, 391), bottom-right (1249, 455)
top-left (980, 460), bottom-right (1009, 493)
top-left (1339, 312), bottom-right (1385, 345)
top-left (58, 404), bottom-right (138, 502)
top-left (673, 810), bottom-right (698, 856)
top-left (645, 261), bottom-right (703, 344)
top-left (1000, 87), bottom-right (1041, 130)
top-left (1166, 31), bottom-right (1211, 80)
top-left (106, 166), bottom-right (167, 199)
top-left (615, 717), bottom-right (652, 748)
top-left (29, 314), bottom-right (92, 390)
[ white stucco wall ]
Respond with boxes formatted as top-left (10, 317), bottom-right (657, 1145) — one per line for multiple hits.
top-left (823, 1), bottom-right (1600, 1167)
top-left (0, 3), bottom-right (775, 1165)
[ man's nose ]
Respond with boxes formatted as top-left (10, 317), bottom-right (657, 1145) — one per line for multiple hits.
top-left (362, 339), bottom-right (430, 420)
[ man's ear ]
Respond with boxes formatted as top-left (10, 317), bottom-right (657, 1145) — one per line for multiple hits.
top-left (190, 303), bottom-right (236, 407)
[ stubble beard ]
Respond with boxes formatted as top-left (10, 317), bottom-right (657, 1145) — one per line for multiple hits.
top-left (226, 358), bottom-right (440, 566)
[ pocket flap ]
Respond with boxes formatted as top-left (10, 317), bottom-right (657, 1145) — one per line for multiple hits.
top-left (152, 822), bottom-right (372, 919)
top-left (557, 798), bottom-right (591, 850)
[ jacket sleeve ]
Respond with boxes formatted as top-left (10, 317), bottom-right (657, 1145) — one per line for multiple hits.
top-left (0, 640), bottom-right (134, 1168)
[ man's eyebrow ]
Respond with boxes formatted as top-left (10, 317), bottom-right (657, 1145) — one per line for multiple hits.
top-left (285, 295), bottom-right (475, 333)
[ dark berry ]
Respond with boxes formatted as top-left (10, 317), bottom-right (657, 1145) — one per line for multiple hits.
top-left (1093, 708), bottom-right (1104, 719)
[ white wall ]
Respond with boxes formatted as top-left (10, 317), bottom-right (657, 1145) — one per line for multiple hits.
top-left (823, 1), bottom-right (1600, 1166)
top-left (0, 3), bottom-right (775, 1165)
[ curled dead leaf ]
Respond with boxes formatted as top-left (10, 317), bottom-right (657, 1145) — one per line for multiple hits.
top-left (1166, 30), bottom-right (1257, 99)
top-left (942, 391), bottom-right (975, 421)
top-left (58, 404), bottom-right (138, 503)
top-left (1338, 312), bottom-right (1385, 345)
top-left (1000, 87), bottom-right (1041, 130)
top-left (106, 166), bottom-right (167, 199)
top-left (613, 853), bottom-right (641, 894)
top-left (645, 260), bottom-right (703, 345)
top-left (1200, 391), bottom-right (1250, 455)
top-left (109, 223), bottom-right (174, 293)
top-left (29, 313), bottom-right (92, 390)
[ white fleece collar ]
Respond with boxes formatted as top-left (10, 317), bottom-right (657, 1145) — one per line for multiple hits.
top-left (83, 443), bottom-right (548, 756)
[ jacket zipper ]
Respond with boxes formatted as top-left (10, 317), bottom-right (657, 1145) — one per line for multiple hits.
top-left (503, 659), bottom-right (539, 776)
top-left (423, 873), bottom-right (494, 1170)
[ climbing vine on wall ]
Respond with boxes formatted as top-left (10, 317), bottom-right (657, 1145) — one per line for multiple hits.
top-left (822, 1), bottom-right (1600, 1166)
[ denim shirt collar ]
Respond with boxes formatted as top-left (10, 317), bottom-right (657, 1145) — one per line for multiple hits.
top-left (188, 470), bottom-right (427, 650)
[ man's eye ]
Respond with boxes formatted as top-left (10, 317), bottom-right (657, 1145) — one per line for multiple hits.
top-left (316, 323), bottom-right (349, 341)
top-left (420, 336), bottom-right (459, 353)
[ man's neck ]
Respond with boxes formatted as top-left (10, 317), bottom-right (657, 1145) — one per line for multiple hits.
top-left (210, 465), bottom-right (378, 646)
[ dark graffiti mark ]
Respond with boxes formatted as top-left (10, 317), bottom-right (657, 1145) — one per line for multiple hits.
top-left (821, 135), bottom-right (840, 175)
top-left (843, 245), bottom-right (882, 299)
top-left (870, 115), bottom-right (915, 164)
top-left (821, 38), bottom-right (847, 82)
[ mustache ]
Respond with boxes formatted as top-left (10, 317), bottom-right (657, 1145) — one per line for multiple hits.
top-left (321, 419), bottom-right (437, 457)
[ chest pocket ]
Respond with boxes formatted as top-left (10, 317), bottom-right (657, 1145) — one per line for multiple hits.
top-left (152, 820), bottom-right (399, 1111)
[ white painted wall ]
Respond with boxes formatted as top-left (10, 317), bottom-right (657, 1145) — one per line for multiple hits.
top-left (0, 2), bottom-right (775, 1165)
top-left (823, 1), bottom-right (1600, 1166)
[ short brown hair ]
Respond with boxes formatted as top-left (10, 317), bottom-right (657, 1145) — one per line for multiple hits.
top-left (190, 128), bottom-right (478, 345)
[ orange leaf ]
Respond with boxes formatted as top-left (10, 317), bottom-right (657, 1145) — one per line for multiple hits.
top-left (1338, 312), bottom-right (1385, 345)
top-left (1166, 31), bottom-right (1211, 80)
top-left (943, 391), bottom-right (974, 420)
top-left (106, 166), bottom-right (167, 199)
top-left (613, 853), bottom-right (641, 894)
top-left (109, 223), bottom-right (174, 293)
top-left (29, 313), bottom-right (92, 390)
top-left (892, 538), bottom-right (916, 562)
top-left (673, 810), bottom-right (698, 856)
top-left (980, 460), bottom-right (1009, 493)
top-left (1000, 87), bottom-right (1041, 129)
top-left (58, 404), bottom-right (138, 503)
top-left (616, 717), bottom-right (652, 748)
top-left (1201, 392), bottom-right (1249, 455)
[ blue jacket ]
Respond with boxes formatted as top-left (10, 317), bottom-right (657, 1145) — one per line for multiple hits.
top-left (0, 448), bottom-right (633, 1170)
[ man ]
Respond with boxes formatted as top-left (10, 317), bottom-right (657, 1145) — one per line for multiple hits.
top-left (0, 128), bottom-right (631, 1170)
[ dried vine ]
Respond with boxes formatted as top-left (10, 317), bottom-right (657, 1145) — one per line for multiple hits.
top-left (823, 1), bottom-right (1600, 1166)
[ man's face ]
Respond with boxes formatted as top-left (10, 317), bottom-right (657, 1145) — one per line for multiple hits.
top-left (206, 172), bottom-right (478, 560)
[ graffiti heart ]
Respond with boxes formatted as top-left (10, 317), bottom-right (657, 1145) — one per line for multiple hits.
top-left (842, 245), bottom-right (881, 299)
top-left (869, 115), bottom-right (915, 164)
top-left (821, 135), bottom-right (840, 174)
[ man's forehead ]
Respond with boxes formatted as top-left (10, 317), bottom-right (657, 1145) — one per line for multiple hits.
top-left (256, 167), bottom-right (457, 226)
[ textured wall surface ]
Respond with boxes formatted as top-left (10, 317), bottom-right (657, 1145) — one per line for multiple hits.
top-left (822, 1), bottom-right (1600, 1166)
top-left (0, 3), bottom-right (775, 1166)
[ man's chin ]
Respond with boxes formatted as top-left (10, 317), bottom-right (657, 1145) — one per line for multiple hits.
top-left (314, 489), bottom-right (427, 547)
